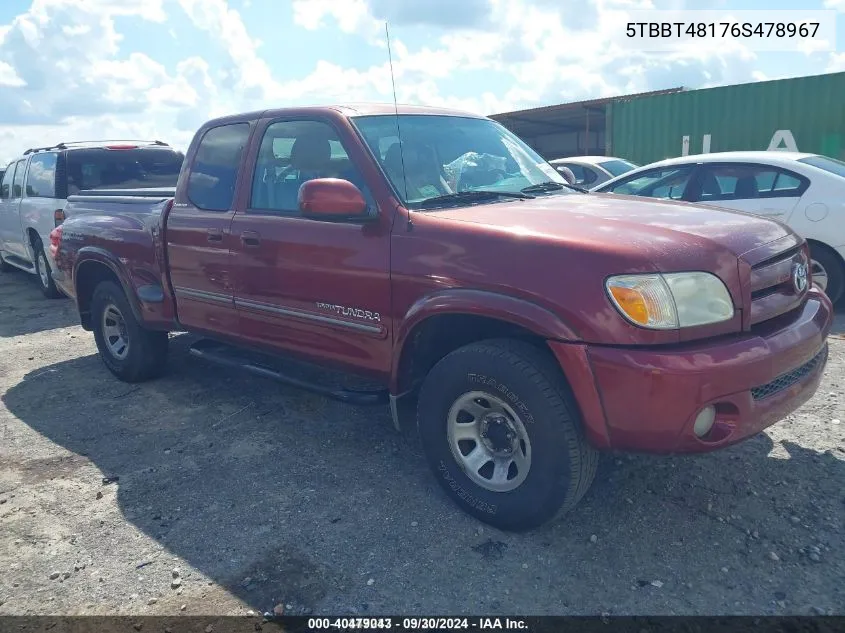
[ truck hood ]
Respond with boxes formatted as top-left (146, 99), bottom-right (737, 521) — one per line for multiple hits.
top-left (428, 192), bottom-right (792, 264)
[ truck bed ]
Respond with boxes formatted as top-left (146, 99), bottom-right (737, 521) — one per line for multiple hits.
top-left (64, 189), bottom-right (175, 221)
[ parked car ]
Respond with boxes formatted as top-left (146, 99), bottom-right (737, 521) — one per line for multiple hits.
top-left (51, 105), bottom-right (832, 531)
top-left (591, 151), bottom-right (845, 304)
top-left (548, 155), bottom-right (638, 187)
top-left (0, 140), bottom-right (184, 297)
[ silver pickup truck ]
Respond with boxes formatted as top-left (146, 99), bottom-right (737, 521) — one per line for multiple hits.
top-left (0, 140), bottom-right (184, 297)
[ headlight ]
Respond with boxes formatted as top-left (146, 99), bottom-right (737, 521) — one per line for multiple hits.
top-left (606, 272), bottom-right (734, 329)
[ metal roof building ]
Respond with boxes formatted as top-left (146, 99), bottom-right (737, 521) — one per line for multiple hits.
top-left (490, 88), bottom-right (685, 160)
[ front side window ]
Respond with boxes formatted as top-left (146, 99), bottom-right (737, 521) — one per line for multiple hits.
top-left (25, 152), bottom-right (58, 198)
top-left (12, 159), bottom-right (26, 198)
top-left (250, 119), bottom-right (368, 214)
top-left (562, 164), bottom-right (597, 186)
top-left (187, 123), bottom-right (251, 212)
top-left (351, 114), bottom-right (569, 208)
top-left (0, 163), bottom-right (15, 199)
top-left (603, 165), bottom-right (694, 200)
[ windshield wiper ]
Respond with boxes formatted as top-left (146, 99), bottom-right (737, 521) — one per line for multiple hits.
top-left (418, 189), bottom-right (535, 208)
top-left (521, 181), bottom-right (588, 194)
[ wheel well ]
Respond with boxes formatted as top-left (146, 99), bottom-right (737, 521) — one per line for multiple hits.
top-left (806, 238), bottom-right (844, 264)
top-left (26, 228), bottom-right (41, 252)
top-left (76, 262), bottom-right (122, 331)
top-left (396, 314), bottom-right (548, 395)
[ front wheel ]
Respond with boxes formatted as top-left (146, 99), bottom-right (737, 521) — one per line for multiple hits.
top-left (91, 280), bottom-right (169, 383)
top-left (417, 339), bottom-right (598, 531)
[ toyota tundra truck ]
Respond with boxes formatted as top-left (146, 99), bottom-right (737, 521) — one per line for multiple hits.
top-left (50, 104), bottom-right (833, 531)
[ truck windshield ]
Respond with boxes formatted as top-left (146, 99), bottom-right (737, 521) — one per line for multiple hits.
top-left (351, 114), bottom-right (570, 208)
top-left (65, 147), bottom-right (185, 194)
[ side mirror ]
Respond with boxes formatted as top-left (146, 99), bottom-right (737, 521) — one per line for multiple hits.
top-left (298, 178), bottom-right (371, 221)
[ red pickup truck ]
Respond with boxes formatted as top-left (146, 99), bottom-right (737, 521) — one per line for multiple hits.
top-left (51, 104), bottom-right (833, 531)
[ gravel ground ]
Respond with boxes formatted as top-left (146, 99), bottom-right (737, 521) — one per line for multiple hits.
top-left (1, 268), bottom-right (844, 617)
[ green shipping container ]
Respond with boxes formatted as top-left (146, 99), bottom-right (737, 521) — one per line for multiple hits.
top-left (608, 71), bottom-right (845, 166)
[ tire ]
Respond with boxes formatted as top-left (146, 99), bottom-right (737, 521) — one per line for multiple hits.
top-left (416, 338), bottom-right (598, 531)
top-left (32, 239), bottom-right (62, 299)
top-left (91, 280), bottom-right (169, 383)
top-left (809, 243), bottom-right (844, 305)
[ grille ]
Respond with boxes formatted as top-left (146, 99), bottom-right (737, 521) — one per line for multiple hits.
top-left (749, 246), bottom-right (809, 326)
top-left (750, 344), bottom-right (828, 401)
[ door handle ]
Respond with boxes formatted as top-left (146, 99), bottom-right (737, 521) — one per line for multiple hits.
top-left (241, 230), bottom-right (260, 248)
top-left (207, 228), bottom-right (223, 243)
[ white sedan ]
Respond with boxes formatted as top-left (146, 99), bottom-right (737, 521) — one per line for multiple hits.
top-left (591, 151), bottom-right (845, 304)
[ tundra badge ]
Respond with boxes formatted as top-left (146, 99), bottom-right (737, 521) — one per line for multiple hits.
top-left (316, 302), bottom-right (381, 323)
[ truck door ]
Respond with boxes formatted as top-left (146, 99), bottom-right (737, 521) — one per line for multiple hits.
top-left (229, 116), bottom-right (392, 378)
top-left (166, 122), bottom-right (252, 335)
top-left (0, 159), bottom-right (28, 259)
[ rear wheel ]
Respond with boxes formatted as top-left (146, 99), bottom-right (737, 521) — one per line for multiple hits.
top-left (91, 280), bottom-right (169, 382)
top-left (32, 240), bottom-right (62, 299)
top-left (809, 243), bottom-right (844, 305)
top-left (417, 338), bottom-right (598, 531)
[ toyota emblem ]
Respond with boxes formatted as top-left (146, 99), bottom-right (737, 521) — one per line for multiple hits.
top-left (792, 261), bottom-right (808, 293)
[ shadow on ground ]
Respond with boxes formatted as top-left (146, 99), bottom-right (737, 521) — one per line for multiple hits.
top-left (0, 269), bottom-right (76, 337)
top-left (3, 332), bottom-right (844, 615)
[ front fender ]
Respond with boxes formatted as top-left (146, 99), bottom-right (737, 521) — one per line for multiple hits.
top-left (389, 288), bottom-right (580, 393)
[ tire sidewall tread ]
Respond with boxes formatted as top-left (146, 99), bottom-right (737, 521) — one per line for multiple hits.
top-left (417, 338), bottom-right (598, 531)
top-left (91, 280), bottom-right (168, 383)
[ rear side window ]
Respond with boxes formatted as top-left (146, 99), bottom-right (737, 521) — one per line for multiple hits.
top-left (0, 163), bottom-right (15, 199)
top-left (188, 123), bottom-right (251, 212)
top-left (25, 152), bottom-right (58, 198)
top-left (696, 164), bottom-right (807, 202)
top-left (797, 154), bottom-right (845, 178)
top-left (12, 159), bottom-right (26, 198)
top-left (65, 147), bottom-right (185, 195)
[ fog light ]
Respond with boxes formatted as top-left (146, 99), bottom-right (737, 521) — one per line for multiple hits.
top-left (693, 406), bottom-right (716, 438)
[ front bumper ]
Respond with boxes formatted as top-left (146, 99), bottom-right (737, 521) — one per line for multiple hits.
top-left (549, 289), bottom-right (834, 454)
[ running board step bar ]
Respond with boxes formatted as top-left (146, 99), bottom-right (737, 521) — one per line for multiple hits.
top-left (1, 254), bottom-right (37, 274)
top-left (187, 338), bottom-right (388, 406)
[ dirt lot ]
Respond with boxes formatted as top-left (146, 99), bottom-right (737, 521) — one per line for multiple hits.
top-left (1, 269), bottom-right (844, 617)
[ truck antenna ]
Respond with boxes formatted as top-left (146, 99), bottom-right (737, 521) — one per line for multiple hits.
top-left (385, 21), bottom-right (412, 229)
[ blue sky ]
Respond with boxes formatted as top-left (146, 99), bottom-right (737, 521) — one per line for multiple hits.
top-left (1, 0), bottom-right (844, 162)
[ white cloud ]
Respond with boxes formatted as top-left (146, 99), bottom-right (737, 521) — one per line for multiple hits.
top-left (0, 0), bottom-right (789, 164)
top-left (823, 0), bottom-right (845, 10)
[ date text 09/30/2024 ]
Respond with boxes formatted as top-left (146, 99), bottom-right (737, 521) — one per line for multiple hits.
top-left (306, 617), bottom-right (528, 630)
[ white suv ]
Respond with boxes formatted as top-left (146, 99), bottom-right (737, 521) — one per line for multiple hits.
top-left (0, 140), bottom-right (184, 297)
